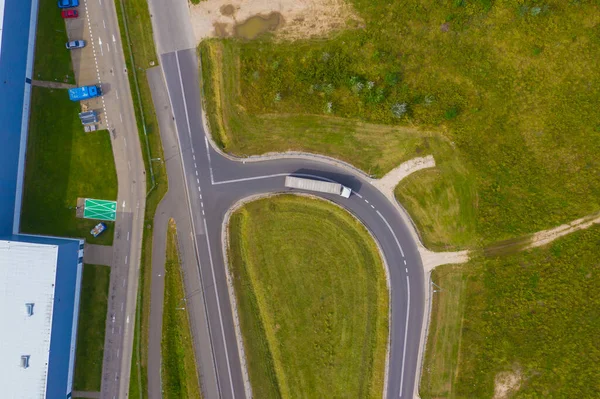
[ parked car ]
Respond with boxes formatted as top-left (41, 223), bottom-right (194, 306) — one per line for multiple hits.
top-left (57, 0), bottom-right (78, 8)
top-left (66, 40), bottom-right (86, 49)
top-left (90, 223), bottom-right (107, 238)
top-left (61, 9), bottom-right (78, 18)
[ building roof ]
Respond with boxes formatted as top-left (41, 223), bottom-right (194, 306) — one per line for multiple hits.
top-left (0, 0), bottom-right (36, 235)
top-left (0, 239), bottom-right (59, 398)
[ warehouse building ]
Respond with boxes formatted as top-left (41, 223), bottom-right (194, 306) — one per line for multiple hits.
top-left (0, 236), bottom-right (84, 398)
top-left (0, 0), bottom-right (85, 396)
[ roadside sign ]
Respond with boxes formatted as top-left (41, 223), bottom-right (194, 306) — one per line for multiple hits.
top-left (83, 198), bottom-right (117, 221)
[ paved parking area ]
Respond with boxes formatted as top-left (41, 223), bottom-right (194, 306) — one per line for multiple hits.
top-left (64, 4), bottom-right (107, 129)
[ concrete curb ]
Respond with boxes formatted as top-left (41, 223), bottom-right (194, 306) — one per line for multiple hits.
top-left (220, 192), bottom-right (393, 399)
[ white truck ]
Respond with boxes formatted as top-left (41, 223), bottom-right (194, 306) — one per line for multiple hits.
top-left (284, 176), bottom-right (352, 198)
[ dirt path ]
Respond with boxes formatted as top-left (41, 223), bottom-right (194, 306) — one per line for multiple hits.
top-left (372, 155), bottom-right (435, 195)
top-left (528, 212), bottom-right (600, 249)
top-left (371, 155), bottom-right (469, 272)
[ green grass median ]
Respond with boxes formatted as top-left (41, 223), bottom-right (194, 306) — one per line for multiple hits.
top-left (20, 87), bottom-right (117, 244)
top-left (161, 220), bottom-right (202, 399)
top-left (228, 195), bottom-right (388, 398)
top-left (73, 264), bottom-right (111, 391)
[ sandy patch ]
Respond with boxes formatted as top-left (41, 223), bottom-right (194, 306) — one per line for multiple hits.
top-left (528, 213), bottom-right (600, 249)
top-left (493, 370), bottom-right (522, 399)
top-left (189, 0), bottom-right (362, 42)
top-left (372, 155), bottom-right (436, 195)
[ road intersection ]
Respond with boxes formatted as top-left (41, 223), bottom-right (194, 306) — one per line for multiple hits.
top-left (77, 0), bottom-right (427, 395)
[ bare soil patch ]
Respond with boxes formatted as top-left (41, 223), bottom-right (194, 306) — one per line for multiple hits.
top-left (189, 0), bottom-right (362, 42)
top-left (528, 213), bottom-right (600, 249)
top-left (493, 370), bottom-right (522, 399)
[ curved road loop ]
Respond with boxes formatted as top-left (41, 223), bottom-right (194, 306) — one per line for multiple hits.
top-left (145, 1), bottom-right (425, 398)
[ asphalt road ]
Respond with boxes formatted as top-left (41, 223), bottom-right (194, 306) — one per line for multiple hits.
top-left (144, 1), bottom-right (424, 398)
top-left (143, 46), bottom-right (425, 399)
top-left (70, 0), bottom-right (147, 397)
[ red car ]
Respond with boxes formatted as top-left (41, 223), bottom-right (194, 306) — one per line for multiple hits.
top-left (61, 9), bottom-right (78, 18)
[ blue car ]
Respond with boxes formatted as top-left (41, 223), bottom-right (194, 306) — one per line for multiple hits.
top-left (58, 0), bottom-right (79, 8)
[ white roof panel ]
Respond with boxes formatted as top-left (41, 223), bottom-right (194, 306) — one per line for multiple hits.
top-left (0, 240), bottom-right (59, 398)
top-left (285, 176), bottom-right (342, 195)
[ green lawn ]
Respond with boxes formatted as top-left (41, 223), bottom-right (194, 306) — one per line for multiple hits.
top-left (421, 225), bottom-right (600, 398)
top-left (200, 1), bottom-right (600, 248)
top-left (33, 0), bottom-right (75, 83)
top-left (228, 195), bottom-right (388, 398)
top-left (162, 220), bottom-right (202, 399)
top-left (20, 87), bottom-right (118, 244)
top-left (74, 264), bottom-right (111, 391)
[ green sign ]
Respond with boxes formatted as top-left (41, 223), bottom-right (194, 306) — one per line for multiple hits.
top-left (83, 198), bottom-right (117, 221)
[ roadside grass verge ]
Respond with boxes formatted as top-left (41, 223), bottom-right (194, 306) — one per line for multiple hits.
top-left (199, 39), bottom-right (443, 177)
top-left (420, 263), bottom-right (475, 398)
top-left (113, 0), bottom-right (168, 397)
top-left (421, 225), bottom-right (600, 398)
top-left (162, 219), bottom-right (202, 399)
top-left (20, 87), bottom-right (117, 245)
top-left (228, 195), bottom-right (388, 398)
top-left (200, 0), bottom-right (600, 248)
top-left (33, 0), bottom-right (75, 83)
top-left (73, 264), bottom-right (111, 391)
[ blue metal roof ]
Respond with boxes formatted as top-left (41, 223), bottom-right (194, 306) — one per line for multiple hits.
top-left (0, 0), bottom-right (33, 235)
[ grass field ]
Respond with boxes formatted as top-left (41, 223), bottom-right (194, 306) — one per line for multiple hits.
top-left (200, 39), bottom-right (442, 177)
top-left (113, 0), bottom-right (169, 396)
top-left (161, 220), bottom-right (202, 399)
top-left (200, 1), bottom-right (600, 248)
top-left (228, 195), bottom-right (388, 398)
top-left (73, 264), bottom-right (111, 391)
top-left (33, 0), bottom-right (75, 83)
top-left (20, 87), bottom-right (118, 244)
top-left (421, 225), bottom-right (600, 398)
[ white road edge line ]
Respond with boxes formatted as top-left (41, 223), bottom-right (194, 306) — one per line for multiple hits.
top-left (170, 50), bottom-right (228, 397)
top-left (374, 209), bottom-right (410, 396)
top-left (399, 275), bottom-right (410, 397)
top-left (375, 210), bottom-right (406, 257)
top-left (204, 137), bottom-right (214, 184)
top-left (202, 217), bottom-right (236, 398)
top-left (175, 52), bottom-right (196, 159)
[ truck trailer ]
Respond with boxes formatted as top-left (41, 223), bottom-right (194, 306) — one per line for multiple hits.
top-left (69, 85), bottom-right (101, 101)
top-left (284, 176), bottom-right (352, 198)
